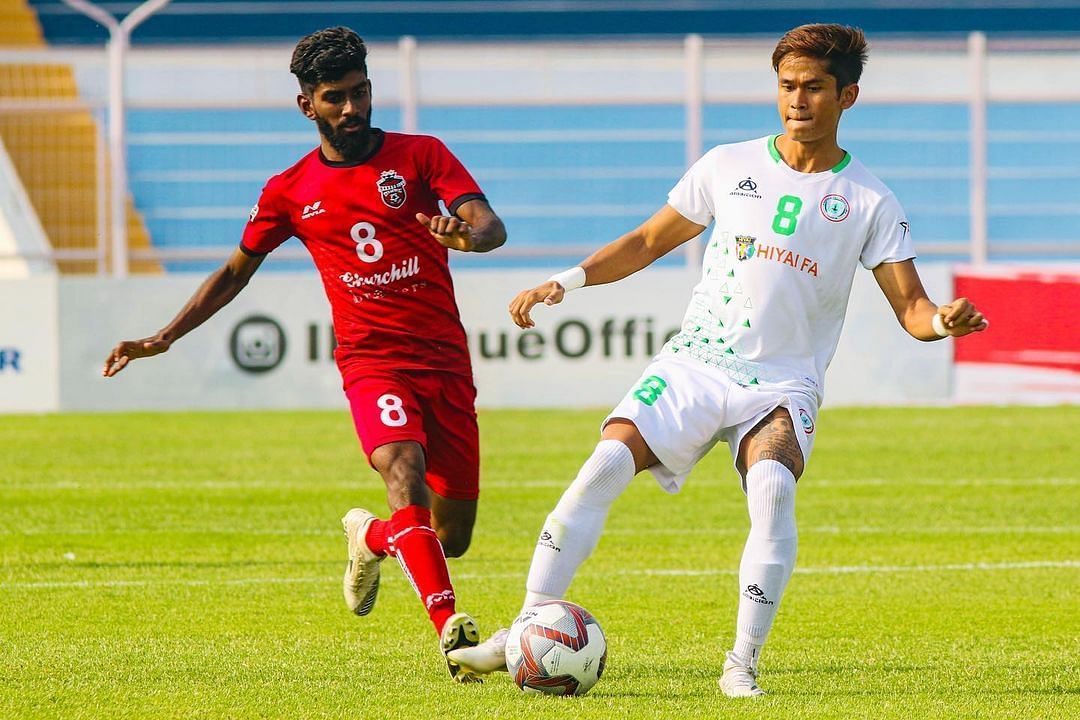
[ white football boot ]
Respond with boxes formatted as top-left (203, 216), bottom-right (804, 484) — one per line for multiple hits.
top-left (719, 652), bottom-right (766, 697)
top-left (440, 612), bottom-right (483, 683)
top-left (446, 627), bottom-right (510, 675)
top-left (341, 508), bottom-right (384, 616)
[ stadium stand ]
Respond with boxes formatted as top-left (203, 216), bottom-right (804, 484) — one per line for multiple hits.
top-left (24, 1), bottom-right (1080, 44)
top-left (5, 2), bottom-right (1080, 272)
top-left (0, 0), bottom-right (159, 273)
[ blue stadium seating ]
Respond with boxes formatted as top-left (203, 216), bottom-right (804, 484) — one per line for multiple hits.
top-left (26, 1), bottom-right (1080, 45)
top-left (24, 2), bottom-right (1079, 270)
top-left (124, 98), bottom-right (1080, 271)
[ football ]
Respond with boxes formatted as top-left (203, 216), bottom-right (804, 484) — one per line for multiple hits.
top-left (505, 600), bottom-right (607, 696)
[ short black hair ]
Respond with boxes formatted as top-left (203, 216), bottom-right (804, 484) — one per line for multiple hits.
top-left (772, 24), bottom-right (868, 92)
top-left (290, 26), bottom-right (368, 95)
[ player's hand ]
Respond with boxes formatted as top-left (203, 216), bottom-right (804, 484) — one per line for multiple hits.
top-left (103, 336), bottom-right (171, 377)
top-left (937, 297), bottom-right (988, 337)
top-left (416, 212), bottom-right (474, 252)
top-left (508, 281), bottom-right (566, 329)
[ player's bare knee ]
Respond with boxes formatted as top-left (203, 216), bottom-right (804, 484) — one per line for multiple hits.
top-left (436, 525), bottom-right (472, 557)
top-left (372, 442), bottom-right (429, 506)
top-left (755, 444), bottom-right (804, 479)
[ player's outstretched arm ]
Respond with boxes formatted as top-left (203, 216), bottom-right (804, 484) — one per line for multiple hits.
top-left (103, 248), bottom-right (265, 377)
top-left (508, 205), bottom-right (705, 328)
top-left (872, 259), bottom-right (988, 341)
top-left (416, 198), bottom-right (506, 253)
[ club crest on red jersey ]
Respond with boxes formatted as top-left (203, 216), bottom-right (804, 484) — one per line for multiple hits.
top-left (377, 169), bottom-right (407, 209)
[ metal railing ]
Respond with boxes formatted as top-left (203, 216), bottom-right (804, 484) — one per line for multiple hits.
top-left (2, 32), bottom-right (1080, 273)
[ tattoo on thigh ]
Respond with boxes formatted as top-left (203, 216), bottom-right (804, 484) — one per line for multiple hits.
top-left (746, 412), bottom-right (804, 478)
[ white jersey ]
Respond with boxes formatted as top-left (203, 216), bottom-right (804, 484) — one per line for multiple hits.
top-left (663, 135), bottom-right (915, 404)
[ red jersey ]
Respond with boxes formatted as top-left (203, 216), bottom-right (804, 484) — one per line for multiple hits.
top-left (241, 131), bottom-right (485, 384)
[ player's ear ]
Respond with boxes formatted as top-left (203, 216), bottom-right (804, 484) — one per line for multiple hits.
top-left (839, 83), bottom-right (859, 110)
top-left (297, 93), bottom-right (316, 120)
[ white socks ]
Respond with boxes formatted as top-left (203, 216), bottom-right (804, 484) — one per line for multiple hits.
top-left (523, 439), bottom-right (636, 610)
top-left (732, 459), bottom-right (798, 670)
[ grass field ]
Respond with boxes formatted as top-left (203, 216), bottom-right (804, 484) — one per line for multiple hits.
top-left (2, 407), bottom-right (1078, 719)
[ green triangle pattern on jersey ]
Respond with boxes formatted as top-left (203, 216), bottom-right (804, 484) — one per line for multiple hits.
top-left (675, 341), bottom-right (760, 385)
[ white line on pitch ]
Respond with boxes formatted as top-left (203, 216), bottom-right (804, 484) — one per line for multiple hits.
top-left (4, 560), bottom-right (1077, 590)
top-left (4, 477), bottom-right (1076, 492)
top-left (3, 525), bottom-right (1078, 537)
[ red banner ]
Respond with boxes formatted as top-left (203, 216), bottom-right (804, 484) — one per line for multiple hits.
top-left (954, 267), bottom-right (1080, 373)
top-left (953, 266), bottom-right (1080, 404)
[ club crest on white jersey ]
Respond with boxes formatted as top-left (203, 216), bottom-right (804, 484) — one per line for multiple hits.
top-left (819, 193), bottom-right (850, 222)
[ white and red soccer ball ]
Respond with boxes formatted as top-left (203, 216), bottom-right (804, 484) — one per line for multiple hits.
top-left (505, 600), bottom-right (607, 696)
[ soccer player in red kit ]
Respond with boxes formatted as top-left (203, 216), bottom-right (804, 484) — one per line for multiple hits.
top-left (102, 27), bottom-right (507, 683)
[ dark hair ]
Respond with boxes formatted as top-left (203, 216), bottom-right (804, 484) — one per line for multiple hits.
top-left (771, 24), bottom-right (868, 91)
top-left (290, 26), bottom-right (368, 95)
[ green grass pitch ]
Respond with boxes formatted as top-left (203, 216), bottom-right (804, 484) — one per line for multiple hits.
top-left (2, 406), bottom-right (1078, 719)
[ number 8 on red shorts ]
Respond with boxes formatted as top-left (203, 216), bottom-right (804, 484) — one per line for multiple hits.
top-left (345, 370), bottom-right (480, 501)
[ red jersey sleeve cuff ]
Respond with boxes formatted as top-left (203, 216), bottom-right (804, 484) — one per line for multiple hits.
top-left (239, 242), bottom-right (269, 257)
top-left (448, 193), bottom-right (487, 216)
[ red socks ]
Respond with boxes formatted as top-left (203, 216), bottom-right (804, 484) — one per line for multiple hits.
top-left (366, 505), bottom-right (456, 634)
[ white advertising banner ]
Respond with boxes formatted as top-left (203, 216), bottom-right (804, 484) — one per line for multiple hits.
top-left (56, 265), bottom-right (952, 412)
top-left (0, 275), bottom-right (59, 412)
top-left (58, 274), bottom-right (343, 411)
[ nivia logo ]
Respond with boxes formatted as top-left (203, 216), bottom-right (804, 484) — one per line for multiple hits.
top-left (0, 347), bottom-right (22, 373)
top-left (230, 315), bottom-right (287, 374)
top-left (302, 201), bottom-right (325, 220)
top-left (730, 177), bottom-right (762, 199)
top-left (742, 583), bottom-right (775, 605)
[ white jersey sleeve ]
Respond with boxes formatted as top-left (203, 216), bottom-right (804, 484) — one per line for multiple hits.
top-left (667, 148), bottom-right (719, 226)
top-left (860, 192), bottom-right (916, 269)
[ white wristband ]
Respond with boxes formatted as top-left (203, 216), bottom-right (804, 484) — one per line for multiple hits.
top-left (931, 313), bottom-right (949, 338)
top-left (547, 266), bottom-right (586, 292)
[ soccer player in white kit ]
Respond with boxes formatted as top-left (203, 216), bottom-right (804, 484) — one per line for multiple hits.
top-left (451, 23), bottom-right (988, 696)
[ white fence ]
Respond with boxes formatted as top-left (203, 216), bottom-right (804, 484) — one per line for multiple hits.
top-left (2, 34), bottom-right (1080, 273)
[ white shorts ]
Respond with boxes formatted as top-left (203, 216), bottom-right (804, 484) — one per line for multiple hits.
top-left (605, 354), bottom-right (818, 493)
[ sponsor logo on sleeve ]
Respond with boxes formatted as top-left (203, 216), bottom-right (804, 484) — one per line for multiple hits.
top-left (248, 204), bottom-right (259, 222)
top-left (377, 170), bottom-right (407, 209)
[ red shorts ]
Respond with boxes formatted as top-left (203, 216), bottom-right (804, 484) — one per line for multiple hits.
top-left (345, 369), bottom-right (480, 501)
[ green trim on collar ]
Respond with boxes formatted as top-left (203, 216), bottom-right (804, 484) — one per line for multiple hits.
top-left (770, 134), bottom-right (852, 173)
top-left (768, 134), bottom-right (783, 163)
